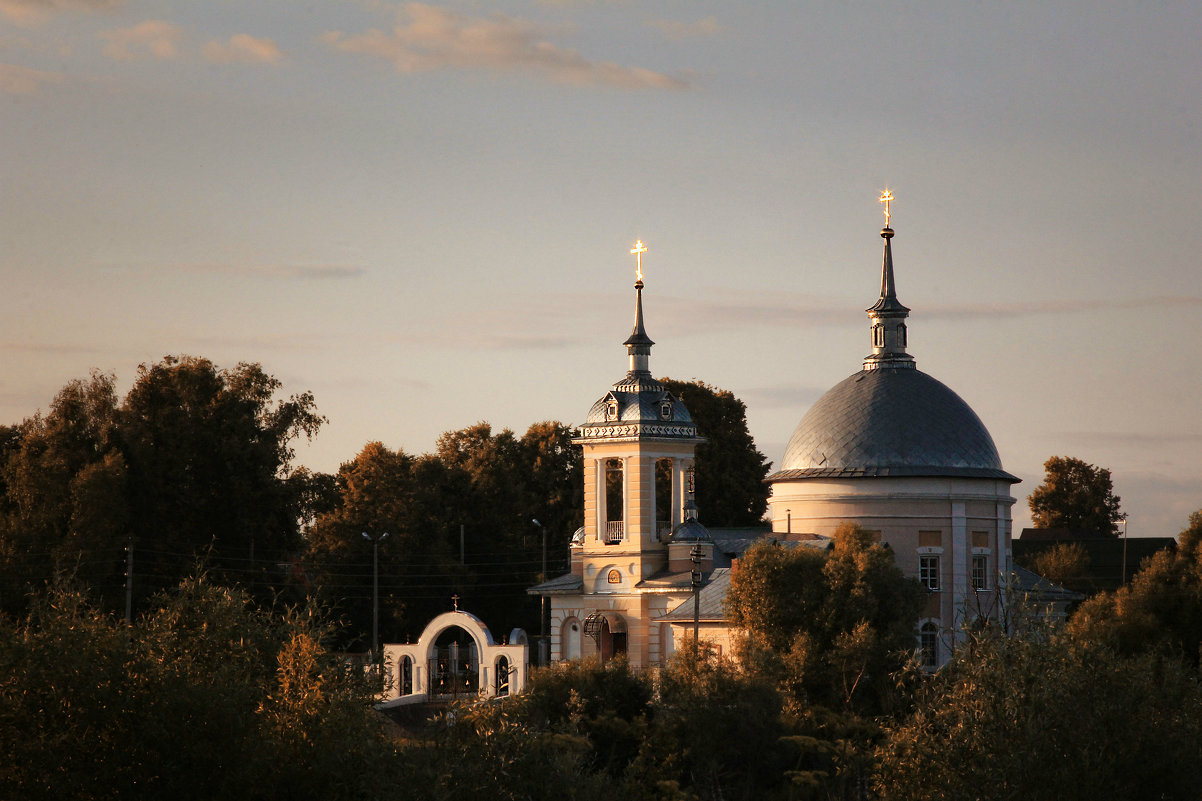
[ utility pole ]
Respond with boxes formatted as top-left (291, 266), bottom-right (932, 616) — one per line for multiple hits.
top-left (690, 544), bottom-right (703, 657)
top-left (124, 538), bottom-right (134, 625)
top-left (362, 531), bottom-right (389, 661)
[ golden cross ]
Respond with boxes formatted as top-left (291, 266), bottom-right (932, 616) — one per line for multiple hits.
top-left (879, 189), bottom-right (894, 227)
top-left (630, 240), bottom-right (647, 282)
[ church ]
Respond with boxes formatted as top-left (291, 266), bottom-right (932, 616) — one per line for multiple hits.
top-left (530, 193), bottom-right (1031, 669)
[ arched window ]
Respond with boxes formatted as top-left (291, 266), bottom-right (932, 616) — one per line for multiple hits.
top-left (399, 655), bottom-right (413, 696)
top-left (562, 617), bottom-right (582, 660)
top-left (920, 622), bottom-right (939, 668)
top-left (495, 656), bottom-right (510, 696)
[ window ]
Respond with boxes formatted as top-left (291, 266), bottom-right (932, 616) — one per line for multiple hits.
top-left (873, 324), bottom-right (884, 348)
top-left (920, 622), bottom-right (938, 668)
top-left (659, 400), bottom-right (673, 420)
top-left (605, 399), bottom-right (618, 421)
top-left (919, 554), bottom-right (940, 591)
top-left (972, 555), bottom-right (989, 590)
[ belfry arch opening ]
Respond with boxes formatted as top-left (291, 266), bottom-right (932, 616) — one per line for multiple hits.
top-left (655, 458), bottom-right (673, 539)
top-left (429, 626), bottom-right (479, 698)
top-left (605, 458), bottom-right (624, 543)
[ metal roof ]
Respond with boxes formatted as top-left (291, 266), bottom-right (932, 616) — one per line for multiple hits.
top-left (657, 568), bottom-right (731, 622)
top-left (771, 367), bottom-right (1018, 483)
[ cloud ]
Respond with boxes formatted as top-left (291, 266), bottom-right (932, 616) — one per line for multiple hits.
top-left (181, 263), bottom-right (367, 280)
top-left (647, 290), bottom-right (1202, 335)
top-left (647, 16), bottom-right (721, 41)
top-left (922, 295), bottom-right (1202, 320)
top-left (0, 61), bottom-right (62, 93)
top-left (98, 19), bottom-right (181, 61)
top-left (202, 34), bottom-right (283, 65)
top-left (0, 341), bottom-right (100, 355)
top-left (0, 0), bottom-right (121, 26)
top-left (323, 2), bottom-right (687, 89)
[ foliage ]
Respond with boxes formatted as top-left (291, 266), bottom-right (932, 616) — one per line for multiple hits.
top-left (0, 357), bottom-right (324, 617)
top-left (304, 421), bottom-right (582, 645)
top-left (1021, 540), bottom-right (1092, 595)
top-left (1028, 455), bottom-right (1123, 536)
top-left (724, 524), bottom-right (924, 716)
top-left (659, 378), bottom-right (771, 526)
top-left (0, 577), bottom-right (397, 801)
top-left (874, 625), bottom-right (1202, 801)
top-left (1068, 509), bottom-right (1202, 668)
top-left (632, 648), bottom-right (796, 801)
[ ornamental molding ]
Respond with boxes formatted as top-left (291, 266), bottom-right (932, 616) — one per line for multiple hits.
top-left (576, 422), bottom-right (699, 441)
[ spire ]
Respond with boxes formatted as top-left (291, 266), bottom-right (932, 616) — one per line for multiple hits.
top-left (864, 191), bottom-right (915, 371)
top-left (623, 240), bottom-right (654, 375)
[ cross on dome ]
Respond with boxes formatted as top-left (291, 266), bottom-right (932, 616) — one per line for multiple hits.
top-left (879, 189), bottom-right (894, 228)
top-left (630, 240), bottom-right (647, 284)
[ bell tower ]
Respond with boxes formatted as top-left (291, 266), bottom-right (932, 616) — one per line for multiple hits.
top-left (566, 241), bottom-right (705, 665)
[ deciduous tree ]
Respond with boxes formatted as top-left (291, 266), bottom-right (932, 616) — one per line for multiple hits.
top-left (724, 524), bottom-right (923, 716)
top-left (874, 627), bottom-right (1202, 801)
top-left (1028, 455), bottom-right (1123, 536)
top-left (658, 378), bottom-right (771, 526)
top-left (1069, 509), bottom-right (1202, 667)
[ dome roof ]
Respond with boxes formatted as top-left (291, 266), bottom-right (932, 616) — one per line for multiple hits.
top-left (770, 367), bottom-right (1018, 482)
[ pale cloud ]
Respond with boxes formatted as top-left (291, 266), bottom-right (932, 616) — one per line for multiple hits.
top-left (647, 16), bottom-right (721, 41)
top-left (181, 263), bottom-right (366, 280)
top-left (0, 0), bottom-right (121, 26)
top-left (323, 2), bottom-right (688, 90)
top-left (922, 295), bottom-right (1202, 320)
top-left (202, 34), bottom-right (284, 65)
top-left (0, 61), bottom-right (62, 93)
top-left (98, 19), bottom-right (181, 62)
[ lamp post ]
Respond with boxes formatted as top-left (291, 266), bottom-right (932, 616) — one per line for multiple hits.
top-left (1118, 517), bottom-right (1129, 585)
top-left (533, 518), bottom-right (546, 665)
top-left (362, 531), bottom-right (389, 661)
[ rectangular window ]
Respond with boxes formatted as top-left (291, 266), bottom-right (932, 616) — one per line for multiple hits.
top-left (972, 555), bottom-right (989, 590)
top-left (919, 554), bottom-right (940, 591)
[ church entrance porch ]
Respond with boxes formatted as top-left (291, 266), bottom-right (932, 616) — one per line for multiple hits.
top-left (584, 612), bottom-right (628, 663)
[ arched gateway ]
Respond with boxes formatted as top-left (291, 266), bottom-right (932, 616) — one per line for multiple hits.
top-left (378, 611), bottom-right (529, 707)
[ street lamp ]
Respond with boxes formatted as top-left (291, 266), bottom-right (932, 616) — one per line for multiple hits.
top-left (362, 531), bottom-right (389, 661)
top-left (532, 518), bottom-right (546, 665)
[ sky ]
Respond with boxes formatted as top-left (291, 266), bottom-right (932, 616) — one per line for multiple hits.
top-left (4, 0), bottom-right (1201, 538)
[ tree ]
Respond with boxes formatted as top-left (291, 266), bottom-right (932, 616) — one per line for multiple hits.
top-left (303, 441), bottom-right (466, 645)
top-left (874, 626), bottom-right (1202, 801)
top-left (118, 356), bottom-right (324, 603)
top-left (0, 357), bottom-right (325, 617)
top-left (1021, 541), bottom-right (1092, 595)
top-left (658, 378), bottom-right (771, 526)
top-left (0, 372), bottom-right (127, 615)
top-left (0, 577), bottom-right (398, 801)
top-left (304, 421), bottom-right (582, 645)
top-left (724, 524), bottom-right (924, 716)
top-left (1028, 455), bottom-right (1123, 536)
top-left (1068, 509), bottom-right (1202, 668)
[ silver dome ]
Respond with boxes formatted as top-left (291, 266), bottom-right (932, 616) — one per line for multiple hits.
top-left (770, 367), bottom-right (1018, 482)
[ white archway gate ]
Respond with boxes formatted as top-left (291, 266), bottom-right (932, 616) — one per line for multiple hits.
top-left (378, 611), bottom-right (529, 707)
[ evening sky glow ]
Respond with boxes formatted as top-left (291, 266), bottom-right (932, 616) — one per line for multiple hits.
top-left (4, 1), bottom-right (1201, 536)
